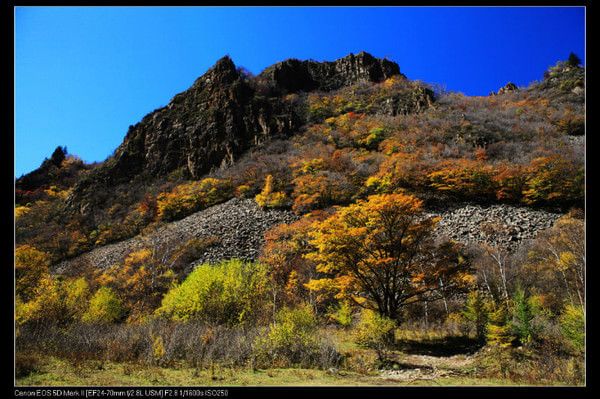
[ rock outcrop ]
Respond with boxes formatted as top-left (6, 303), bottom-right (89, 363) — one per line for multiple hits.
top-left (493, 82), bottom-right (519, 95)
top-left (260, 51), bottom-right (403, 94)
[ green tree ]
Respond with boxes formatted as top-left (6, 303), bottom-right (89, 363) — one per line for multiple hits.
top-left (486, 303), bottom-right (514, 347)
top-left (511, 287), bottom-right (535, 345)
top-left (156, 259), bottom-right (269, 325)
top-left (560, 304), bottom-right (585, 353)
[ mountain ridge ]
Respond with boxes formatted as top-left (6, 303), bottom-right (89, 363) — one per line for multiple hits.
top-left (57, 51), bottom-right (429, 215)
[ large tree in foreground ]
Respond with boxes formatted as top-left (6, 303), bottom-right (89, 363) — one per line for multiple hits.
top-left (306, 193), bottom-right (472, 321)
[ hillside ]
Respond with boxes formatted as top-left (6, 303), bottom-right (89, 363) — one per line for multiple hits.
top-left (16, 52), bottom-right (583, 266)
top-left (16, 51), bottom-right (585, 386)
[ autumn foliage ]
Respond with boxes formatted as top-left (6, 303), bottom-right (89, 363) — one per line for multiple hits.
top-left (157, 178), bottom-right (233, 221)
top-left (306, 193), bottom-right (472, 321)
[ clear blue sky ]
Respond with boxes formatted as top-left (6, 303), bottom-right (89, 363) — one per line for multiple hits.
top-left (15, 6), bottom-right (585, 177)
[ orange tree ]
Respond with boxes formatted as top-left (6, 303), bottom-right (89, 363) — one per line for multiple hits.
top-left (306, 193), bottom-right (472, 321)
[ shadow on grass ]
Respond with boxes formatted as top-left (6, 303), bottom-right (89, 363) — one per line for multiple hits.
top-left (396, 335), bottom-right (483, 357)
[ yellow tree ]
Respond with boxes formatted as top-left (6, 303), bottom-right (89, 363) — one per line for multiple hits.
top-left (306, 193), bottom-right (472, 321)
top-left (15, 245), bottom-right (50, 302)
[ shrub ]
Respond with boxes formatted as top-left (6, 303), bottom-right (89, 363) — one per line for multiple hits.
top-left (151, 335), bottom-right (167, 365)
top-left (97, 248), bottom-right (177, 321)
top-left (554, 114), bottom-right (585, 136)
top-left (255, 175), bottom-right (289, 209)
top-left (15, 351), bottom-right (43, 378)
top-left (522, 156), bottom-right (584, 207)
top-left (255, 304), bottom-right (339, 368)
top-left (82, 287), bottom-right (124, 324)
top-left (567, 52), bottom-right (581, 67)
top-left (156, 259), bottom-right (269, 325)
top-left (359, 127), bottom-right (386, 149)
top-left (235, 184), bottom-right (253, 198)
top-left (353, 309), bottom-right (396, 356)
top-left (291, 171), bottom-right (354, 213)
top-left (428, 159), bottom-right (496, 200)
top-left (328, 301), bottom-right (353, 328)
top-left (16, 276), bottom-right (91, 326)
top-left (169, 237), bottom-right (220, 270)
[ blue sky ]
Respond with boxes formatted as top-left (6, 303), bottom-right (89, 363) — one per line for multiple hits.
top-left (15, 6), bottom-right (585, 177)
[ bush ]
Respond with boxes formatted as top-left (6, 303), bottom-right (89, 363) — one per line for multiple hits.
top-left (16, 276), bottom-right (91, 327)
top-left (156, 259), bottom-right (269, 325)
top-left (522, 156), bottom-right (584, 207)
top-left (328, 301), bottom-right (353, 328)
top-left (359, 127), bottom-right (386, 149)
top-left (15, 245), bottom-right (50, 302)
top-left (16, 320), bottom-right (264, 370)
top-left (82, 287), bottom-right (124, 324)
top-left (353, 309), bottom-right (396, 355)
top-left (255, 304), bottom-right (340, 368)
top-left (255, 175), bottom-right (289, 209)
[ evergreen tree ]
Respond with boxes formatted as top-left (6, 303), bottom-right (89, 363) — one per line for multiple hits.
top-left (462, 290), bottom-right (491, 344)
top-left (568, 52), bottom-right (582, 67)
top-left (511, 287), bottom-right (535, 345)
top-left (486, 303), bottom-right (514, 347)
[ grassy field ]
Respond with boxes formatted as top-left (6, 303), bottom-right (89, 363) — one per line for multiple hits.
top-left (17, 356), bottom-right (522, 386)
top-left (16, 327), bottom-right (583, 387)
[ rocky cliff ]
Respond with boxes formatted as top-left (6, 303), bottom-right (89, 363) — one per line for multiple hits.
top-left (259, 51), bottom-right (402, 94)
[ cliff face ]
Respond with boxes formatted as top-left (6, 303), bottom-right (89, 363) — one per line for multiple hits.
top-left (106, 56), bottom-right (300, 180)
top-left (66, 52), bottom-right (428, 214)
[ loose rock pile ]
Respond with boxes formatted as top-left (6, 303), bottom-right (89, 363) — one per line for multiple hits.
top-left (54, 198), bottom-right (298, 274)
top-left (54, 199), bottom-right (563, 276)
top-left (427, 204), bottom-right (561, 250)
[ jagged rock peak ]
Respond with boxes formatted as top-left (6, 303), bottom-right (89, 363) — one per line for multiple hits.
top-left (259, 51), bottom-right (404, 94)
top-left (193, 55), bottom-right (240, 87)
top-left (490, 82), bottom-right (519, 96)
